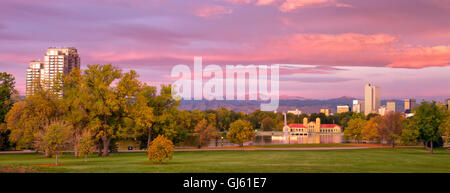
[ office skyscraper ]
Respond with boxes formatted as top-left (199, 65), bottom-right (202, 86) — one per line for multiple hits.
top-left (26, 47), bottom-right (80, 97)
top-left (364, 83), bottom-right (380, 115)
top-left (404, 99), bottom-right (416, 113)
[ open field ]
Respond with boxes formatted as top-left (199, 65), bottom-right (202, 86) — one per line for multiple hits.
top-left (1, 148), bottom-right (450, 173)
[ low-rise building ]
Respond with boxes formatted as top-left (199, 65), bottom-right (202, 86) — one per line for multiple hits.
top-left (284, 117), bottom-right (342, 135)
top-left (386, 101), bottom-right (396, 112)
top-left (337, 105), bottom-right (350, 114)
top-left (320, 108), bottom-right (330, 116)
top-left (352, 100), bottom-right (364, 113)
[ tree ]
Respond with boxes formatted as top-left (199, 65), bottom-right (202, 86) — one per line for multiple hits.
top-left (366, 113), bottom-right (379, 121)
top-left (6, 88), bottom-right (64, 155)
top-left (83, 64), bottom-right (122, 157)
top-left (78, 130), bottom-right (94, 162)
top-left (36, 121), bottom-right (73, 165)
top-left (344, 118), bottom-right (366, 142)
top-left (413, 101), bottom-right (444, 154)
top-left (400, 118), bottom-right (420, 145)
top-left (62, 69), bottom-right (91, 157)
top-left (227, 120), bottom-right (255, 147)
top-left (216, 108), bottom-right (232, 132)
top-left (0, 72), bottom-right (17, 150)
top-left (261, 117), bottom-right (275, 131)
top-left (145, 85), bottom-right (180, 145)
top-left (147, 135), bottom-right (174, 164)
top-left (83, 65), bottom-right (144, 156)
top-left (125, 85), bottom-right (155, 148)
top-left (335, 112), bottom-right (355, 130)
top-left (438, 109), bottom-right (450, 143)
top-left (194, 119), bottom-right (218, 148)
top-left (361, 116), bottom-right (380, 142)
top-left (378, 112), bottom-right (404, 148)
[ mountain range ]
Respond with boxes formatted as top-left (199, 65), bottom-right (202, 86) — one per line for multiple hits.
top-left (179, 96), bottom-right (405, 114)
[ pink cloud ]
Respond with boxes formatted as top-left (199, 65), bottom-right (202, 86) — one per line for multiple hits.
top-left (221, 0), bottom-right (254, 4)
top-left (255, 0), bottom-right (279, 5)
top-left (388, 45), bottom-right (450, 68)
top-left (260, 33), bottom-right (450, 68)
top-left (86, 32), bottom-right (449, 70)
top-left (193, 5), bottom-right (233, 18)
top-left (279, 0), bottom-right (352, 12)
top-left (254, 33), bottom-right (397, 66)
top-left (220, 0), bottom-right (352, 11)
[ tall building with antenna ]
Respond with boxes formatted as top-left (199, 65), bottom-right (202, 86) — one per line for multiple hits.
top-left (364, 83), bottom-right (380, 115)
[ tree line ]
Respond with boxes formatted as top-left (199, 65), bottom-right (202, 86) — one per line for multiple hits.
top-left (1, 67), bottom-right (449, 160)
top-left (0, 66), bottom-right (256, 160)
top-left (344, 103), bottom-right (450, 154)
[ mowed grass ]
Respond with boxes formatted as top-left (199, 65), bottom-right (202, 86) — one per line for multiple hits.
top-left (1, 148), bottom-right (450, 173)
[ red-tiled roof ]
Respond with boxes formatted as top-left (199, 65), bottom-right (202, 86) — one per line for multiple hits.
top-left (288, 123), bottom-right (341, 128)
top-left (321, 124), bottom-right (341, 128)
top-left (288, 123), bottom-right (306, 128)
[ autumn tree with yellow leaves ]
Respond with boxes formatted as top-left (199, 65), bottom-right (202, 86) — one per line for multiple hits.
top-left (227, 120), bottom-right (255, 147)
top-left (36, 121), bottom-right (73, 166)
top-left (147, 135), bottom-right (174, 164)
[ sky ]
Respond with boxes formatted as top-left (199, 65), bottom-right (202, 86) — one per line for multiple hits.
top-left (0, 0), bottom-right (449, 100)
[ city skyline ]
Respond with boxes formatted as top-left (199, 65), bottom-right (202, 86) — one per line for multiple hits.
top-left (0, 0), bottom-right (449, 99)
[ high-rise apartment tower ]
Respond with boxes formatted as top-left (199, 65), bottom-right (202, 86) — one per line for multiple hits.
top-left (26, 47), bottom-right (80, 97)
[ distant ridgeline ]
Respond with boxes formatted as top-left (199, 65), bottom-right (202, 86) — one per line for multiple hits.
top-left (178, 97), bottom-right (405, 114)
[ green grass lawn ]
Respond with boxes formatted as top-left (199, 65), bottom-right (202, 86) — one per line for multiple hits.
top-left (254, 143), bottom-right (359, 148)
top-left (1, 148), bottom-right (450, 173)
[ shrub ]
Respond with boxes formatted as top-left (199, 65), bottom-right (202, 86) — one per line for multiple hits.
top-left (147, 135), bottom-right (175, 164)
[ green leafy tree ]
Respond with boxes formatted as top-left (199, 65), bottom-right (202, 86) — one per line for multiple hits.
top-left (413, 101), bottom-right (444, 154)
top-left (0, 72), bottom-right (17, 150)
top-left (400, 118), bottom-right (420, 145)
top-left (147, 135), bottom-right (174, 164)
top-left (227, 120), bottom-right (255, 147)
top-left (146, 85), bottom-right (180, 144)
top-left (438, 107), bottom-right (449, 143)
